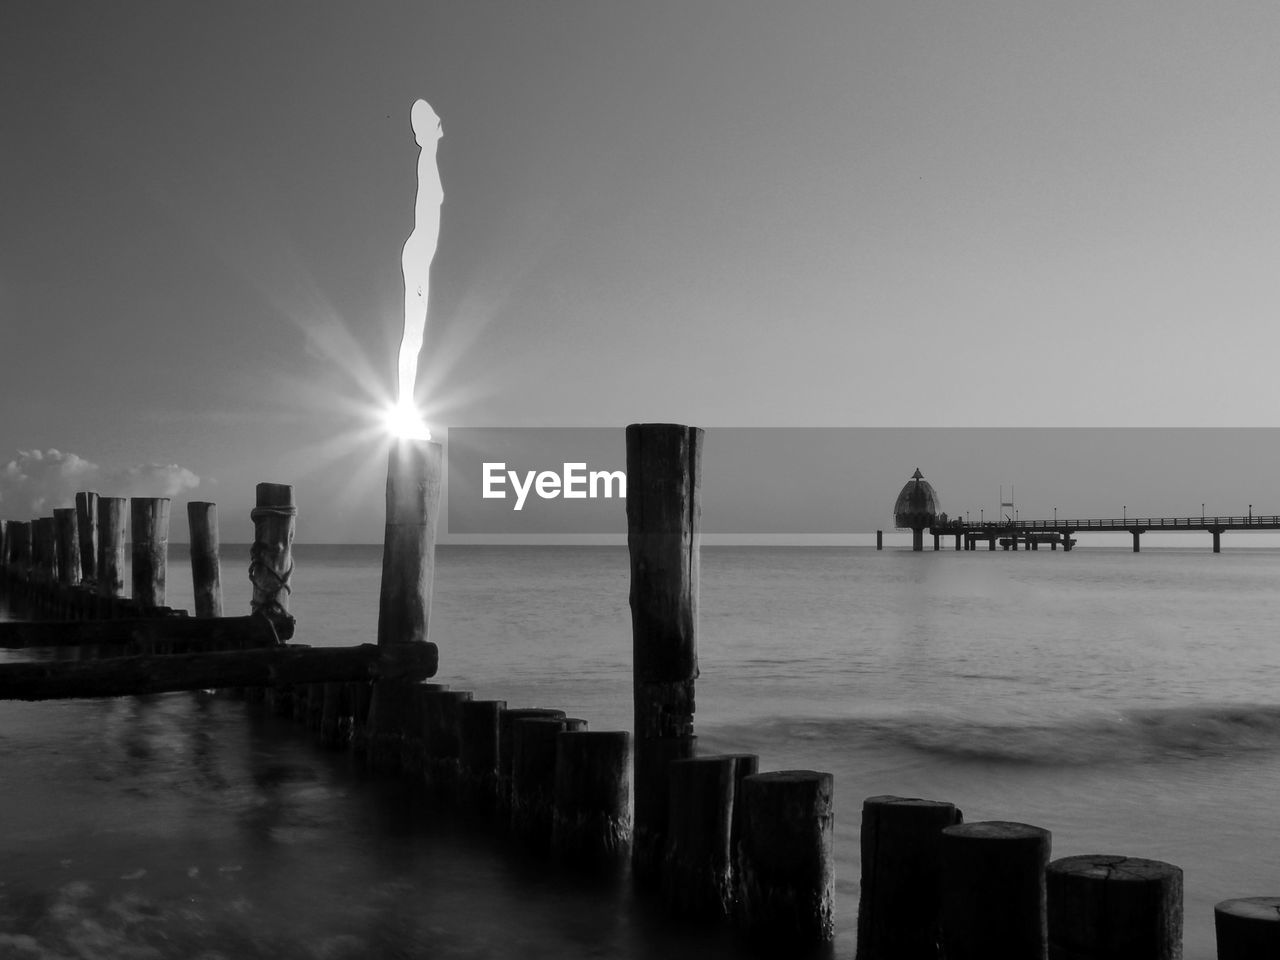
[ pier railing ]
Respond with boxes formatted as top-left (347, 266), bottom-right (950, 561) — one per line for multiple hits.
top-left (937, 514), bottom-right (1280, 530)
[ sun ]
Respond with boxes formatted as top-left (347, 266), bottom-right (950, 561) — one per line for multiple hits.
top-left (382, 399), bottom-right (432, 441)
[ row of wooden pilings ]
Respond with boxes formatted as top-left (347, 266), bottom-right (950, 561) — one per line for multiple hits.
top-left (0, 492), bottom-right (222, 620)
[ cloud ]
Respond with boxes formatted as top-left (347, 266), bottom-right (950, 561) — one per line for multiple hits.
top-left (0, 449), bottom-right (200, 516)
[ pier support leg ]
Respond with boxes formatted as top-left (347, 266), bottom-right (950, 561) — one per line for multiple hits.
top-left (912, 527), bottom-right (923, 552)
top-left (627, 423), bottom-right (701, 888)
top-left (1132, 530), bottom-right (1141, 553)
top-left (1212, 530), bottom-right (1222, 553)
top-left (876, 530), bottom-right (883, 551)
top-left (988, 537), bottom-right (996, 551)
top-left (933, 533), bottom-right (940, 551)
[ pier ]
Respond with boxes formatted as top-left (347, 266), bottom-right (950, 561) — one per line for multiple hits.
top-left (932, 515), bottom-right (1280, 553)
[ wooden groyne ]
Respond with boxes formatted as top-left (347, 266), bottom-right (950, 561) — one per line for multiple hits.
top-left (3, 428), bottom-right (1279, 958)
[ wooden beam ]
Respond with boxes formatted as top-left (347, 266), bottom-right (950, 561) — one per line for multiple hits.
top-left (0, 612), bottom-right (293, 649)
top-left (0, 641), bottom-right (436, 700)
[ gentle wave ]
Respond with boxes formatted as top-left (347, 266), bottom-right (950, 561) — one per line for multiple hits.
top-left (714, 703), bottom-right (1280, 766)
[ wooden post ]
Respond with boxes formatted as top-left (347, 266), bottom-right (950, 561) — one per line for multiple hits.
top-left (249, 483), bottom-right (295, 625)
top-left (735, 770), bottom-right (835, 947)
top-left (366, 679), bottom-right (420, 772)
top-left (856, 795), bottom-right (963, 960)
top-left (75, 492), bottom-right (98, 584)
top-left (130, 497), bottom-right (170, 607)
top-left (498, 707), bottom-right (567, 809)
top-left (187, 501), bottom-right (223, 618)
top-left (1215, 897), bottom-right (1280, 959)
top-left (318, 681), bottom-right (348, 747)
top-left (377, 439), bottom-right (442, 646)
top-left (423, 689), bottom-right (472, 799)
top-left (459, 699), bottom-right (508, 810)
top-left (1047, 855), bottom-right (1182, 960)
top-left (97, 497), bottom-right (127, 601)
top-left (9, 521), bottom-right (30, 581)
top-left (627, 422), bottom-right (702, 886)
top-left (0, 520), bottom-right (7, 572)
top-left (551, 730), bottom-right (631, 864)
top-left (34, 517), bottom-right (57, 587)
top-left (940, 820), bottom-right (1051, 960)
top-left (876, 529), bottom-right (883, 550)
top-left (663, 755), bottom-right (738, 919)
top-left (348, 681), bottom-right (374, 753)
top-left (53, 508), bottom-right (80, 588)
top-left (511, 716), bottom-right (588, 846)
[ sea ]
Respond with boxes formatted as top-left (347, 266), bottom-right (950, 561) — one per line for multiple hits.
top-left (3, 543), bottom-right (1280, 959)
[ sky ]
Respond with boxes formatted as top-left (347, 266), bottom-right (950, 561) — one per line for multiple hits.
top-left (4, 2), bottom-right (1280, 543)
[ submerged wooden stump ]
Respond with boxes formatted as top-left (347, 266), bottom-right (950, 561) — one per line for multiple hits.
top-left (856, 795), bottom-right (963, 960)
top-left (552, 730), bottom-right (631, 864)
top-left (940, 820), bottom-right (1051, 960)
top-left (1214, 897), bottom-right (1280, 960)
top-left (511, 716), bottom-right (587, 847)
top-left (735, 770), bottom-right (835, 948)
top-left (1047, 854), bottom-right (1182, 960)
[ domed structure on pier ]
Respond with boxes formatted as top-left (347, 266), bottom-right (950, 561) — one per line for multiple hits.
top-left (894, 468), bottom-right (940, 529)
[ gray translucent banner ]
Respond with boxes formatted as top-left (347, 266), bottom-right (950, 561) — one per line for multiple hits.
top-left (445, 427), bottom-right (1280, 535)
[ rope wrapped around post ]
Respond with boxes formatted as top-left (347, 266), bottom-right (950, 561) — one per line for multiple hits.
top-left (248, 482), bottom-right (296, 642)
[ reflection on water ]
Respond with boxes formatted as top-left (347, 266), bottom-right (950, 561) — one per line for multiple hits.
top-left (0, 693), bottom-right (751, 960)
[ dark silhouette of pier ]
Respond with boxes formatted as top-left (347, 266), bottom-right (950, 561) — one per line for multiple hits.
top-left (931, 513), bottom-right (1280, 553)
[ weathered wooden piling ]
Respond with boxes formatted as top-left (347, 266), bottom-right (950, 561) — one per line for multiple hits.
top-left (498, 707), bottom-right (566, 808)
top-left (347, 681), bottom-right (375, 753)
top-left (1046, 854), bottom-right (1182, 960)
top-left (663, 754), bottom-right (739, 919)
top-left (627, 422), bottom-right (702, 886)
top-left (366, 679), bottom-right (424, 772)
top-left (0, 520), bottom-right (7, 572)
top-left (423, 688), bottom-right (473, 797)
top-left (735, 770), bottom-right (835, 948)
top-left (130, 497), bottom-right (170, 608)
top-left (511, 716), bottom-right (588, 845)
top-left (53, 508), bottom-right (81, 588)
top-left (187, 501), bottom-right (223, 618)
top-left (249, 483), bottom-right (295, 622)
top-left (33, 517), bottom-right (56, 587)
top-left (8, 521), bottom-right (29, 580)
top-left (551, 729), bottom-right (631, 864)
top-left (940, 820), bottom-right (1051, 960)
top-left (458, 698), bottom-right (508, 809)
top-left (1215, 897), bottom-right (1280, 959)
top-left (75, 492), bottom-right (98, 584)
top-left (97, 497), bottom-right (127, 601)
top-left (856, 795), bottom-right (963, 960)
top-left (377, 438), bottom-right (442, 646)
